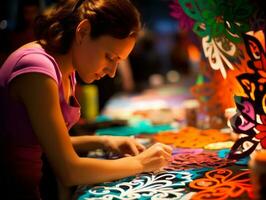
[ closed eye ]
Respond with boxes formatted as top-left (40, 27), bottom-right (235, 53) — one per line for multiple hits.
top-left (105, 54), bottom-right (116, 63)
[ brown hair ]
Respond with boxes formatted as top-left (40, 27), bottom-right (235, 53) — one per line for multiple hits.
top-left (34, 0), bottom-right (141, 54)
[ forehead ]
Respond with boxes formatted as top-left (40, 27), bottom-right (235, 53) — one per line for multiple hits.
top-left (96, 36), bottom-right (136, 59)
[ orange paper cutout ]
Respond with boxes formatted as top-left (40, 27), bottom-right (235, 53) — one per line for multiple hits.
top-left (191, 54), bottom-right (251, 118)
top-left (189, 169), bottom-right (253, 200)
top-left (154, 127), bottom-right (231, 148)
top-left (165, 152), bottom-right (235, 171)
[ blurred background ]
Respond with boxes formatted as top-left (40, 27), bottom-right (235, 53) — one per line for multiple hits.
top-left (0, 0), bottom-right (200, 110)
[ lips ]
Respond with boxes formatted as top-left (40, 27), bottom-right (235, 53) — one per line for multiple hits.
top-left (94, 73), bottom-right (101, 80)
top-left (95, 73), bottom-right (106, 80)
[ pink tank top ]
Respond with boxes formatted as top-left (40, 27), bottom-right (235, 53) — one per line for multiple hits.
top-left (0, 47), bottom-right (80, 199)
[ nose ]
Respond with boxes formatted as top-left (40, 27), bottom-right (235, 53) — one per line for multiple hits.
top-left (104, 62), bottom-right (118, 78)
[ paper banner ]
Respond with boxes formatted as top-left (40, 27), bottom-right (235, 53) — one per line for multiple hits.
top-left (77, 168), bottom-right (209, 200)
top-left (154, 127), bottom-right (231, 148)
top-left (189, 168), bottom-right (253, 200)
top-left (165, 151), bottom-right (235, 171)
top-left (229, 31), bottom-right (266, 159)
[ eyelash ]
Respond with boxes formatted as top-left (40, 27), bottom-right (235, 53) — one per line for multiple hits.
top-left (106, 54), bottom-right (116, 63)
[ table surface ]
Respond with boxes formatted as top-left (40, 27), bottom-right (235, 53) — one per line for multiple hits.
top-left (74, 84), bottom-right (254, 200)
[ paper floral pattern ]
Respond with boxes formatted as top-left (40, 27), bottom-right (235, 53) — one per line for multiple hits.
top-left (169, 0), bottom-right (195, 31)
top-left (154, 127), bottom-right (231, 148)
top-left (78, 169), bottom-right (209, 200)
top-left (202, 36), bottom-right (244, 78)
top-left (165, 151), bottom-right (234, 171)
top-left (229, 31), bottom-right (266, 159)
top-left (178, 0), bottom-right (253, 42)
top-left (189, 168), bottom-right (253, 200)
top-left (170, 0), bottom-right (254, 78)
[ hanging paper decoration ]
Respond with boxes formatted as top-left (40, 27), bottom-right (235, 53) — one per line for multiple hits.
top-left (154, 127), bottom-right (231, 148)
top-left (178, 0), bottom-right (253, 42)
top-left (202, 36), bottom-right (245, 78)
top-left (169, 0), bottom-right (195, 31)
top-left (170, 0), bottom-right (254, 78)
top-left (191, 58), bottom-right (251, 119)
top-left (77, 169), bottom-right (209, 200)
top-left (189, 168), bottom-right (253, 200)
top-left (165, 151), bottom-right (235, 171)
top-left (229, 31), bottom-right (266, 159)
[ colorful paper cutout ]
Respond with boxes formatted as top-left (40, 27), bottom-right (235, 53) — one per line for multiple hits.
top-left (190, 59), bottom-right (250, 119)
top-left (218, 149), bottom-right (249, 165)
top-left (154, 127), bottom-right (231, 148)
top-left (96, 123), bottom-right (174, 136)
top-left (165, 151), bottom-right (234, 171)
top-left (178, 0), bottom-right (253, 42)
top-left (189, 168), bottom-right (253, 200)
top-left (170, 0), bottom-right (257, 78)
top-left (169, 0), bottom-right (195, 31)
top-left (202, 36), bottom-right (245, 78)
top-left (204, 141), bottom-right (234, 150)
top-left (172, 148), bottom-right (203, 155)
top-left (229, 31), bottom-right (266, 159)
top-left (77, 169), bottom-right (209, 200)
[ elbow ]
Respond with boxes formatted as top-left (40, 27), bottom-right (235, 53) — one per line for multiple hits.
top-left (56, 162), bottom-right (79, 187)
top-left (60, 172), bottom-right (77, 187)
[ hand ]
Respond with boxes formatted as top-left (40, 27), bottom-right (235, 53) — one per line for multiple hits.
top-left (135, 143), bottom-right (172, 173)
top-left (102, 136), bottom-right (146, 156)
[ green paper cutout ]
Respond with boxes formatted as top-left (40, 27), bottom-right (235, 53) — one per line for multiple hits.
top-left (179, 0), bottom-right (253, 43)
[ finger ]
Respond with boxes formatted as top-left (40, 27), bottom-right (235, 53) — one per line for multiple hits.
top-left (155, 147), bottom-right (172, 161)
top-left (136, 142), bottom-right (146, 152)
top-left (127, 142), bottom-right (140, 156)
top-left (159, 143), bottom-right (173, 154)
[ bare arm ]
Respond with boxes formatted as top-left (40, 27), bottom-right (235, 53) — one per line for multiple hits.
top-left (70, 135), bottom-right (105, 153)
top-left (10, 73), bottom-right (172, 186)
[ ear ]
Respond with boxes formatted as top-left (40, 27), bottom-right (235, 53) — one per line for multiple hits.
top-left (75, 19), bottom-right (91, 45)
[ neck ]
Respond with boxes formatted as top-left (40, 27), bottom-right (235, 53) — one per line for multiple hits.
top-left (52, 51), bottom-right (74, 80)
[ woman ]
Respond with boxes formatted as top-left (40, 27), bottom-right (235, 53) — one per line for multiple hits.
top-left (0, 0), bottom-right (172, 199)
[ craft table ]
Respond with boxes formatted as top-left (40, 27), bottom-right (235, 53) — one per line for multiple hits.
top-left (73, 83), bottom-right (255, 200)
top-left (74, 141), bottom-right (253, 200)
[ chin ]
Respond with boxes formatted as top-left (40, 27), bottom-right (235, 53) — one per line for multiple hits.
top-left (79, 74), bottom-right (95, 84)
top-left (84, 78), bottom-right (95, 84)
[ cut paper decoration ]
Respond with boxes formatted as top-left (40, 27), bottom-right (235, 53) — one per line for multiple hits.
top-left (202, 36), bottom-right (244, 78)
top-left (178, 0), bottom-right (253, 42)
top-left (165, 151), bottom-right (235, 171)
top-left (77, 169), bottom-right (209, 200)
top-left (190, 58), bottom-right (250, 120)
top-left (204, 141), bottom-right (234, 150)
top-left (229, 31), bottom-right (266, 159)
top-left (96, 123), bottom-right (174, 136)
top-left (169, 0), bottom-right (195, 31)
top-left (218, 149), bottom-right (249, 166)
top-left (171, 0), bottom-right (255, 78)
top-left (189, 168), bottom-right (253, 200)
top-left (154, 127), bottom-right (231, 148)
top-left (172, 148), bottom-right (203, 155)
